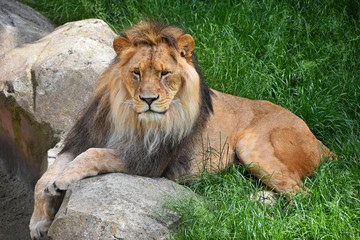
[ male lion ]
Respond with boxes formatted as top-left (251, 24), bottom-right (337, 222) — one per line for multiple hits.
top-left (29, 21), bottom-right (332, 239)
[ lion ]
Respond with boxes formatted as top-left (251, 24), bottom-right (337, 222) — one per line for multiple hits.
top-left (29, 20), bottom-right (333, 239)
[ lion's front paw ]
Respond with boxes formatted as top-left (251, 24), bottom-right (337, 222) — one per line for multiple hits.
top-left (29, 216), bottom-right (52, 240)
top-left (44, 179), bottom-right (69, 196)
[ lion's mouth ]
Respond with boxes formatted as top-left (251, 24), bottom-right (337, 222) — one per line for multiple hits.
top-left (137, 109), bottom-right (167, 115)
top-left (145, 109), bottom-right (167, 114)
top-left (135, 103), bottom-right (168, 116)
top-left (137, 109), bottom-right (167, 121)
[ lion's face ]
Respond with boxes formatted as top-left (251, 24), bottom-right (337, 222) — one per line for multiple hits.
top-left (104, 25), bottom-right (202, 152)
top-left (121, 43), bottom-right (183, 119)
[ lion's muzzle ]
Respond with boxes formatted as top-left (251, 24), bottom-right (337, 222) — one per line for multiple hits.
top-left (139, 95), bottom-right (159, 106)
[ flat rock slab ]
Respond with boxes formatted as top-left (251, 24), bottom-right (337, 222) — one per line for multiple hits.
top-left (48, 173), bottom-right (195, 240)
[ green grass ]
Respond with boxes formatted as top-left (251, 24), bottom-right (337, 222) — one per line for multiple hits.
top-left (166, 159), bottom-right (360, 239)
top-left (29, 0), bottom-right (360, 239)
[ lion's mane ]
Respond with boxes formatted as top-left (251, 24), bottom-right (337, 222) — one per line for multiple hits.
top-left (61, 21), bottom-right (213, 178)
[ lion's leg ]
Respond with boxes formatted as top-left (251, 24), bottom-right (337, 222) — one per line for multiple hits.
top-left (29, 152), bottom-right (74, 240)
top-left (235, 127), bottom-right (323, 198)
top-left (45, 148), bottom-right (125, 195)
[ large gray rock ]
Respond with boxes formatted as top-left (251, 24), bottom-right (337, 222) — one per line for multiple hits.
top-left (0, 18), bottom-right (117, 134)
top-left (0, 0), bottom-right (55, 56)
top-left (0, 18), bottom-right (117, 185)
top-left (48, 173), bottom-right (195, 240)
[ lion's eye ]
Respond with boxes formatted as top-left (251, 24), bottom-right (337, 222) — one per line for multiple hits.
top-left (160, 71), bottom-right (170, 77)
top-left (132, 69), bottom-right (141, 81)
top-left (133, 69), bottom-right (141, 75)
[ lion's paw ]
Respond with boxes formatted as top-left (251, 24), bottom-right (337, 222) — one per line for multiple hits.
top-left (29, 216), bottom-right (52, 240)
top-left (44, 180), bottom-right (68, 196)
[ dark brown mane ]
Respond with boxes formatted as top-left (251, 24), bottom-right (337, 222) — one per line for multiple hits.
top-left (121, 20), bottom-right (185, 49)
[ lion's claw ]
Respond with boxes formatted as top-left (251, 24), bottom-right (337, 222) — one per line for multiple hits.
top-left (44, 181), bottom-right (63, 196)
top-left (31, 230), bottom-right (47, 240)
top-left (32, 230), bottom-right (47, 240)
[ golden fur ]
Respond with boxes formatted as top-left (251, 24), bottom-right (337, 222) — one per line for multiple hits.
top-left (30, 21), bottom-right (333, 239)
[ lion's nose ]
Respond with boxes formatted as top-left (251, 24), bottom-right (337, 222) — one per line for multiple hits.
top-left (139, 95), bottom-right (159, 105)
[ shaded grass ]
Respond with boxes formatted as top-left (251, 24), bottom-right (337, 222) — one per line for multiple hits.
top-left (29, 0), bottom-right (360, 239)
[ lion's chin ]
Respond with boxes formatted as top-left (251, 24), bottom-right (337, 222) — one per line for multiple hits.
top-left (138, 110), bottom-right (167, 121)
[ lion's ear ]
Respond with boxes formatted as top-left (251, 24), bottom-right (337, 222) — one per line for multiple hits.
top-left (113, 36), bottom-right (130, 56)
top-left (178, 34), bottom-right (195, 60)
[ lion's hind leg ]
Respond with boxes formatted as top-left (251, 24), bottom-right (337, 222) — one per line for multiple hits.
top-left (29, 152), bottom-right (73, 240)
top-left (235, 127), bottom-right (322, 198)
